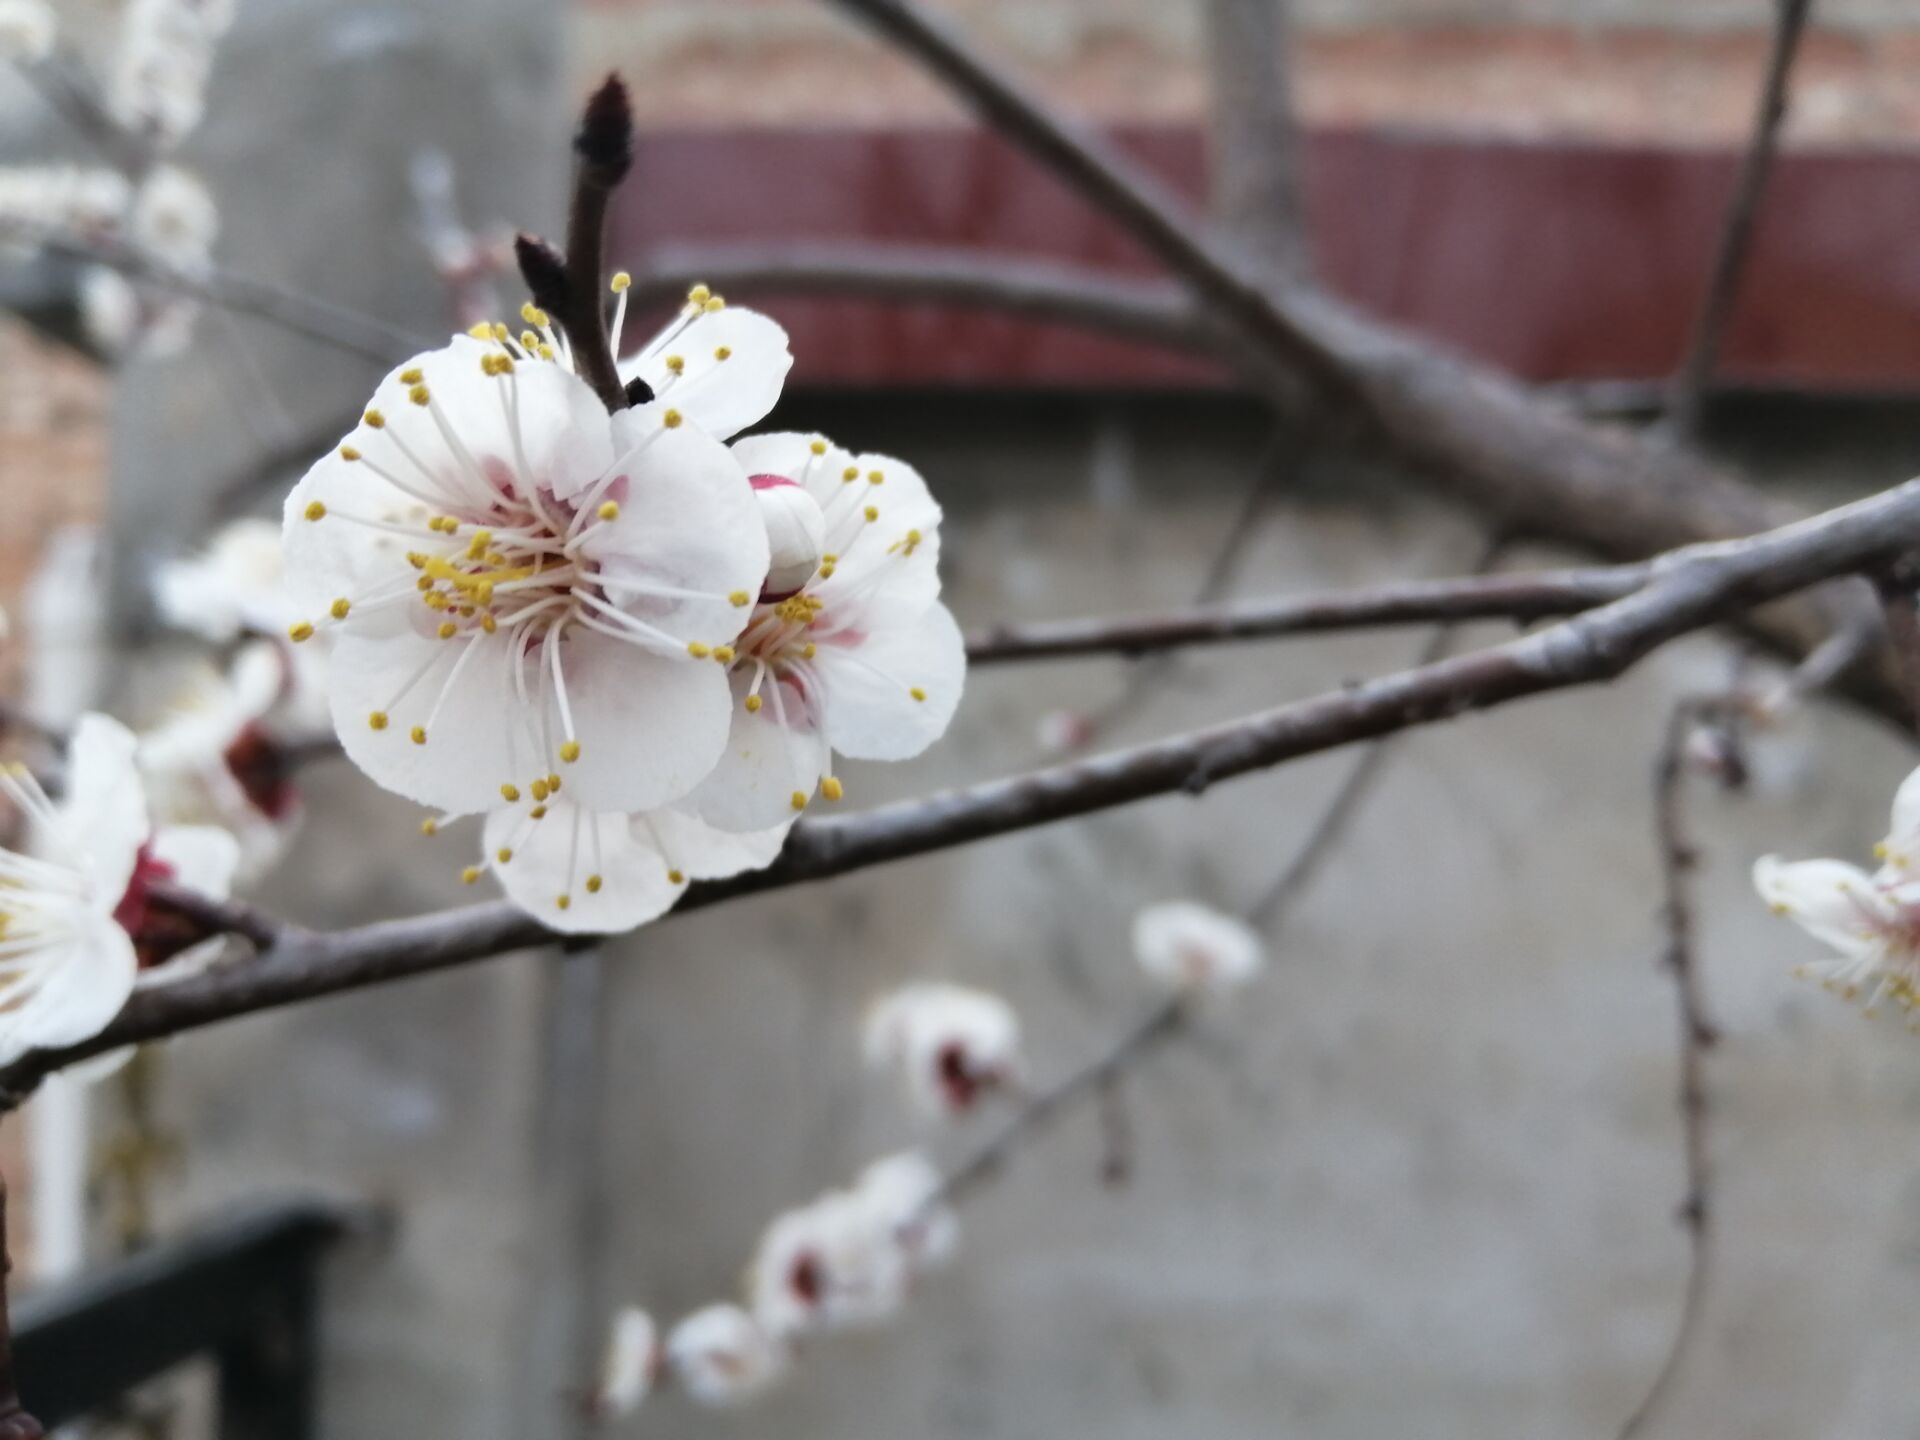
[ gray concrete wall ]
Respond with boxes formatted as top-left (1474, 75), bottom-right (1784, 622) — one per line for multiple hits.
top-left (131, 389), bottom-right (1920, 1439)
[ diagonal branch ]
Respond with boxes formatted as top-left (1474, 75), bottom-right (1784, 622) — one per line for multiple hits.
top-left (7, 476), bottom-right (1920, 1093)
top-left (1667, 0), bottom-right (1815, 438)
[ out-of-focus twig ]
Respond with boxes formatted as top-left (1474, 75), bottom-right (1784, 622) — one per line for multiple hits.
top-left (0, 1173), bottom-right (43, 1440)
top-left (1666, 0), bottom-right (1814, 438)
top-left (1204, 0), bottom-right (1305, 281)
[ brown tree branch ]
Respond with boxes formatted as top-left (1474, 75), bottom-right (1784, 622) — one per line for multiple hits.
top-left (966, 560), bottom-right (1641, 663)
top-left (558, 75), bottom-right (636, 412)
top-left (1617, 699), bottom-right (1725, 1439)
top-left (1204, 0), bottom-right (1306, 280)
top-left (1667, 0), bottom-right (1814, 438)
top-left (0, 1174), bottom-right (43, 1440)
top-left (5, 477), bottom-right (1920, 1093)
top-left (816, 0), bottom-right (1905, 730)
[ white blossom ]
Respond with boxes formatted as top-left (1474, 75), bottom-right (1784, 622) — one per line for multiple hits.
top-left (0, 166), bottom-right (129, 256)
top-left (281, 322), bottom-right (780, 819)
top-left (1754, 764), bottom-right (1920, 1019)
top-left (683, 430), bottom-right (964, 831)
top-left (139, 644), bottom-right (304, 885)
top-left (157, 517), bottom-right (298, 643)
top-left (663, 1304), bottom-right (788, 1408)
top-left (107, 0), bottom-right (237, 149)
top-left (0, 715), bottom-right (237, 1066)
top-left (748, 1187), bottom-right (910, 1339)
top-left (479, 799), bottom-right (788, 932)
top-left (130, 165), bottom-right (217, 271)
top-left (852, 1150), bottom-right (958, 1276)
top-left (1132, 900), bottom-right (1266, 994)
top-left (592, 1306), bottom-right (657, 1420)
top-left (863, 981), bottom-right (1021, 1120)
top-left (0, 0), bottom-right (54, 63)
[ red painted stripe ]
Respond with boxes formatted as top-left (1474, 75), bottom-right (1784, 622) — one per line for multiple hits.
top-left (616, 125), bottom-right (1920, 391)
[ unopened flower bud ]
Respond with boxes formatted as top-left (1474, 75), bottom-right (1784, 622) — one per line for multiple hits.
top-left (750, 474), bottom-right (826, 601)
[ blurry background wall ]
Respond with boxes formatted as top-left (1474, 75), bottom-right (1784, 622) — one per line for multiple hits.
top-left (7, 1), bottom-right (1920, 1438)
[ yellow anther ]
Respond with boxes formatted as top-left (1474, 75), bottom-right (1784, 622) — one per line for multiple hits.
top-left (686, 641), bottom-right (710, 658)
top-left (822, 777), bottom-right (844, 801)
top-left (789, 791), bottom-right (808, 812)
top-left (547, 773), bottom-right (562, 791)
top-left (810, 439), bottom-right (827, 455)
top-left (821, 553), bottom-right (837, 564)
top-left (363, 408), bottom-right (386, 428)
top-left (867, 469), bottom-right (884, 485)
top-left (461, 866), bottom-right (481, 885)
top-left (467, 530), bottom-right (493, 557)
top-left (420, 818), bottom-right (438, 837)
top-left (468, 321), bottom-right (494, 340)
top-left (521, 302), bottom-right (549, 327)
top-left (288, 621), bottom-right (315, 642)
top-left (745, 695), bottom-right (763, 713)
top-left (417, 577), bottom-right (434, 593)
top-left (407, 551), bottom-right (427, 569)
top-left (492, 322), bottom-right (509, 341)
top-left (703, 296), bottom-right (725, 312)
top-left (538, 342), bottom-right (555, 360)
top-left (665, 355), bottom-right (685, 374)
top-left (521, 330), bottom-right (540, 351)
top-left (729, 590), bottom-right (750, 607)
top-left (531, 779), bottom-right (550, 802)
top-left (426, 593), bottom-right (449, 612)
top-left (409, 384), bottom-right (431, 406)
top-left (560, 740), bottom-right (582, 764)
top-left (663, 409), bottom-right (683, 429)
top-left (500, 783), bottom-right (521, 803)
top-left (910, 687), bottom-right (928, 702)
top-left (863, 505), bottom-right (879, 521)
top-left (368, 711), bottom-right (389, 731)
top-left (598, 501), bottom-right (620, 521)
top-left (400, 367), bottom-right (424, 385)
top-left (667, 869), bottom-right (685, 885)
top-left (556, 895), bottom-right (571, 911)
top-left (715, 346), bottom-right (732, 360)
top-left (481, 613), bottom-right (498, 634)
top-left (687, 284), bottom-right (711, 305)
top-left (330, 598), bottom-right (352, 620)
top-left (340, 445), bottom-right (361, 461)
top-left (411, 726), bottom-right (428, 745)
top-left (304, 500), bottom-right (326, 521)
top-left (842, 466), bottom-right (859, 482)
top-left (529, 805), bottom-right (547, 820)
top-left (802, 643), bottom-right (816, 659)
top-left (712, 645), bottom-right (735, 664)
top-left (611, 271), bottom-right (631, 293)
top-left (496, 847), bottom-right (513, 864)
top-left (438, 621), bottom-right (457, 639)
top-left (474, 580), bottom-right (495, 605)
top-left (586, 875), bottom-right (603, 894)
top-left (493, 353), bottom-right (516, 374)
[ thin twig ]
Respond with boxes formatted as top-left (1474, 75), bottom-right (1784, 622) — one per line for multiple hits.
top-left (144, 880), bottom-right (286, 952)
top-left (560, 76), bottom-right (635, 411)
top-left (1617, 700), bottom-right (1724, 1439)
top-left (1667, 0), bottom-right (1814, 437)
top-left (7, 476), bottom-right (1920, 1092)
top-left (932, 997), bottom-right (1185, 1211)
top-left (1874, 572), bottom-right (1920, 733)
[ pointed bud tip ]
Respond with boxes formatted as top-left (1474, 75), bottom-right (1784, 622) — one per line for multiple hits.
top-left (575, 73), bottom-right (634, 178)
top-left (514, 232), bottom-right (571, 316)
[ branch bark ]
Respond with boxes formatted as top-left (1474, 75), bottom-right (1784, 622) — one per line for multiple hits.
top-left (1204, 0), bottom-right (1306, 281)
top-left (1667, 0), bottom-right (1814, 438)
top-left (9, 477), bottom-right (1920, 1092)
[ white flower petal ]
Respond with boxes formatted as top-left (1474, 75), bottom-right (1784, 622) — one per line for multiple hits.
top-left (54, 714), bottom-right (147, 902)
top-left (817, 601), bottom-right (965, 762)
top-left (665, 1304), bottom-right (788, 1408)
top-left (1753, 855), bottom-right (1894, 958)
top-left (0, 923), bottom-right (137, 1067)
top-left (682, 670), bottom-right (830, 832)
top-left (149, 824), bottom-right (239, 901)
top-left (484, 802), bottom-right (681, 935)
top-left (622, 307), bottom-right (792, 440)
top-left (1133, 901), bottom-right (1266, 994)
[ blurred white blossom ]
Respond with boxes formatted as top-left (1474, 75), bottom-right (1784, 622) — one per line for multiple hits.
top-left (0, 0), bottom-right (53, 64)
top-left (130, 165), bottom-right (217, 270)
top-left (0, 166), bottom-right (129, 256)
top-left (107, 0), bottom-right (238, 149)
top-left (1132, 900), bottom-right (1265, 994)
top-left (749, 1186), bottom-right (910, 1339)
top-left (591, 1306), bottom-right (656, 1420)
top-left (863, 981), bottom-right (1022, 1120)
top-left (853, 1150), bottom-right (958, 1276)
top-left (664, 1304), bottom-right (788, 1408)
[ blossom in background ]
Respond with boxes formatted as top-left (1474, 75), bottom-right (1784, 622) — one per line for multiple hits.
top-left (139, 644), bottom-right (304, 885)
top-left (0, 166), bottom-right (130, 258)
top-left (591, 1306), bottom-right (657, 1421)
top-left (0, 715), bottom-right (238, 1067)
top-left (684, 429), bottom-right (965, 831)
top-left (663, 1304), bottom-right (789, 1408)
top-left (128, 164), bottom-right (217, 269)
top-left (749, 1186), bottom-right (911, 1339)
top-left (1132, 900), bottom-right (1266, 994)
top-left (281, 323), bottom-right (778, 818)
top-left (107, 0), bottom-right (236, 148)
top-left (0, 1), bottom-right (53, 65)
top-left (81, 164), bottom-right (218, 358)
top-left (479, 798), bottom-right (788, 931)
top-left (1035, 707), bottom-right (1095, 757)
top-left (863, 981), bottom-right (1022, 1120)
top-left (852, 1150), bottom-right (958, 1277)
top-left (1754, 764), bottom-right (1920, 1019)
